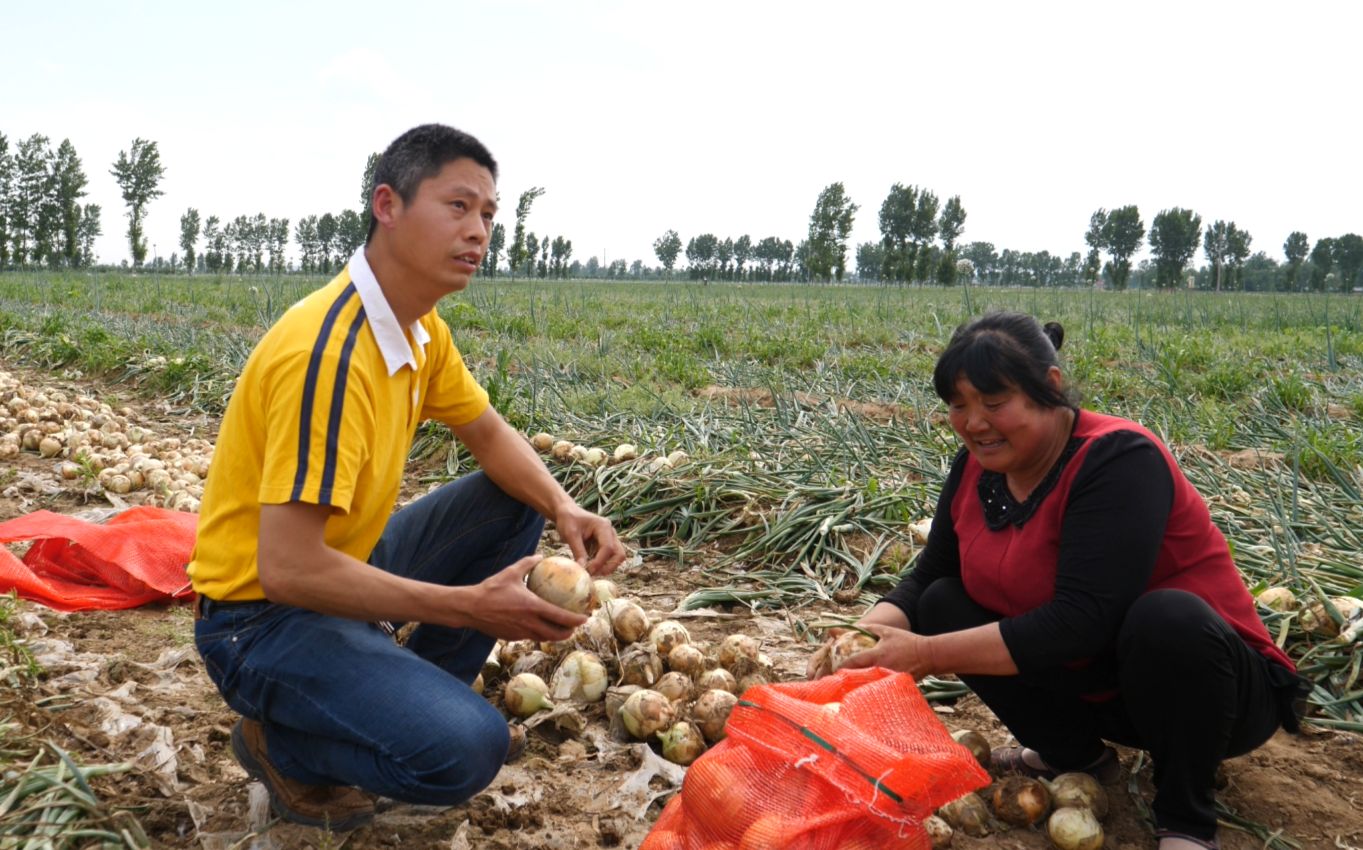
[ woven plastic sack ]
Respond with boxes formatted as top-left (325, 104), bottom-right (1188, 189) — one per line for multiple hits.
top-left (641, 667), bottom-right (989, 850)
top-left (0, 507), bottom-right (197, 611)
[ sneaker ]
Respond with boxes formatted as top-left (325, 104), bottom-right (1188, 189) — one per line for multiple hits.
top-left (231, 718), bottom-right (375, 831)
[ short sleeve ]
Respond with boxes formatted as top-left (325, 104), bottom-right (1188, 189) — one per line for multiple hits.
top-left (420, 315), bottom-right (489, 427)
top-left (258, 348), bottom-right (376, 513)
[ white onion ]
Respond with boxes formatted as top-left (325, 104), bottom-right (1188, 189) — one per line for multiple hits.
top-left (503, 672), bottom-right (553, 718)
top-left (666, 643), bottom-right (706, 678)
top-left (654, 671), bottom-right (693, 702)
top-left (924, 814), bottom-right (954, 849)
top-left (950, 729), bottom-right (991, 770)
top-left (1047, 806), bottom-right (1104, 850)
top-left (527, 556), bottom-right (595, 614)
top-left (648, 620), bottom-right (691, 658)
top-left (697, 667), bottom-right (737, 694)
top-left (691, 689), bottom-right (738, 743)
top-left (620, 689), bottom-right (675, 740)
top-left (993, 775), bottom-right (1051, 826)
top-left (549, 650), bottom-right (609, 702)
top-left (530, 432), bottom-right (554, 452)
top-left (603, 598), bottom-right (651, 644)
top-left (612, 443), bottom-right (637, 463)
top-left (656, 721), bottom-right (705, 765)
top-left (830, 631), bottom-right (877, 671)
top-left (1048, 772), bottom-right (1108, 819)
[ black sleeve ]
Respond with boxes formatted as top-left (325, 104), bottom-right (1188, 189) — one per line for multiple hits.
top-left (879, 449), bottom-right (968, 625)
top-left (999, 431), bottom-right (1174, 673)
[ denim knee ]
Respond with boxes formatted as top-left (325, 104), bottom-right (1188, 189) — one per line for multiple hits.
top-left (384, 699), bottom-right (509, 806)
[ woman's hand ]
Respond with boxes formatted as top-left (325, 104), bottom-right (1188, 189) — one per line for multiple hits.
top-left (806, 602), bottom-right (912, 680)
top-left (836, 623), bottom-right (938, 680)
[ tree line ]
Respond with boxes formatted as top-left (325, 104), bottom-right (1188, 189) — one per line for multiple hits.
top-left (0, 132), bottom-right (103, 268)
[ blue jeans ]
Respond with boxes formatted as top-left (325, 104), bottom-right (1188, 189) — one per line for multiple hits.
top-left (194, 472), bottom-right (544, 805)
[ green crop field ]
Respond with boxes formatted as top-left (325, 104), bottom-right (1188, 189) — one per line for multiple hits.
top-left (2, 272), bottom-right (1362, 728)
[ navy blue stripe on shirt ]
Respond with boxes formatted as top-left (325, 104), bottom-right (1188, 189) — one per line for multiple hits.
top-left (319, 304), bottom-right (368, 504)
top-left (291, 282), bottom-right (359, 502)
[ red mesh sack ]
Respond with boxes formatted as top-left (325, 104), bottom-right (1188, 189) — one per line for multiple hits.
top-left (0, 507), bottom-right (197, 611)
top-left (642, 667), bottom-right (989, 850)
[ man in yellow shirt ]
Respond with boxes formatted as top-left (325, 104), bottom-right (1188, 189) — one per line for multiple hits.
top-left (188, 124), bottom-right (625, 830)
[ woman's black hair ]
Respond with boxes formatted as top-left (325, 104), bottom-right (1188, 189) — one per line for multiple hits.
top-left (932, 312), bottom-right (1076, 409)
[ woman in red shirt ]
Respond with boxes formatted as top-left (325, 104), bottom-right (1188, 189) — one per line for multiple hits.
top-left (832, 312), bottom-right (1306, 850)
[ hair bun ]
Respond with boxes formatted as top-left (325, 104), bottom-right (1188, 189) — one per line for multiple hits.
top-left (1042, 321), bottom-right (1065, 351)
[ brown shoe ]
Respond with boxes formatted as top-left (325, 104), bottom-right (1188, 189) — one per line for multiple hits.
top-left (231, 718), bottom-right (374, 831)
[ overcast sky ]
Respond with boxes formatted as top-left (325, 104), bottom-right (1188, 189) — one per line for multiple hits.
top-left (5, 1), bottom-right (1359, 271)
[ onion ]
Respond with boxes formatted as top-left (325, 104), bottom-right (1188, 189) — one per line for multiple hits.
top-left (618, 643), bottom-right (664, 687)
top-left (575, 610), bottom-right (617, 651)
top-left (654, 671), bottom-right (693, 702)
top-left (938, 792), bottom-right (991, 837)
top-left (620, 688), bottom-right (675, 740)
top-left (583, 447), bottom-right (608, 467)
top-left (510, 650), bottom-right (555, 680)
top-left (612, 443), bottom-right (637, 464)
top-left (691, 689), bottom-right (738, 743)
top-left (57, 461), bottom-right (82, 480)
top-left (569, 444), bottom-right (589, 462)
top-left (549, 650), bottom-right (609, 702)
top-left (605, 685), bottom-right (640, 724)
top-left (737, 672), bottom-right (769, 694)
top-left (503, 672), bottom-right (554, 718)
top-left (551, 440), bottom-right (574, 462)
top-left (950, 729), bottom-right (991, 770)
top-left (696, 667), bottom-right (737, 694)
top-left (656, 721), bottom-right (706, 765)
top-left (830, 631), bottom-right (877, 671)
top-left (591, 578), bottom-right (619, 606)
top-left (38, 436), bottom-right (63, 457)
top-left (648, 620), bottom-right (691, 658)
top-left (483, 644), bottom-right (503, 681)
top-left (924, 814), bottom-right (954, 849)
top-left (471, 673), bottom-right (484, 696)
top-left (530, 432), bottom-right (554, 452)
top-left (498, 639), bottom-right (538, 669)
top-left (992, 775), bottom-right (1051, 826)
top-left (665, 449), bottom-right (689, 468)
top-left (718, 633), bottom-right (760, 672)
top-left (527, 556), bottom-right (595, 614)
top-left (1255, 586), bottom-right (1298, 612)
top-left (1300, 597), bottom-right (1363, 637)
top-left (1048, 772), bottom-right (1109, 819)
top-left (666, 643), bottom-right (706, 678)
top-left (1047, 806), bottom-right (1104, 850)
top-left (603, 598), bottom-right (651, 644)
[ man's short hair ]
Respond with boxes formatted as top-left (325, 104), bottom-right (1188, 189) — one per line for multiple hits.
top-left (365, 124), bottom-right (498, 242)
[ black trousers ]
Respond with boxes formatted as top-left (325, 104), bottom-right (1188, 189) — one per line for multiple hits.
top-left (916, 579), bottom-right (1288, 841)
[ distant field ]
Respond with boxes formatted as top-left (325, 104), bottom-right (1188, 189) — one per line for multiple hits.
top-left (2, 270), bottom-right (1362, 724)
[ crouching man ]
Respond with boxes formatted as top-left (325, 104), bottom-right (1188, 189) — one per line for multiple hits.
top-left (188, 124), bottom-right (624, 830)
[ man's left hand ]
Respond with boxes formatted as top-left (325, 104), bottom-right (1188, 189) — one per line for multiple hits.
top-left (554, 504), bottom-right (626, 576)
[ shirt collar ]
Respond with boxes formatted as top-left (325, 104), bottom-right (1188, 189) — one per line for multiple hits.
top-left (346, 245), bottom-right (431, 376)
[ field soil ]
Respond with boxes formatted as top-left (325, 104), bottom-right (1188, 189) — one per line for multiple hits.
top-left (3, 360), bottom-right (1362, 850)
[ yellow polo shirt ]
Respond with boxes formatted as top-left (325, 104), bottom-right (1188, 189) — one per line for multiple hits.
top-left (187, 249), bottom-right (489, 601)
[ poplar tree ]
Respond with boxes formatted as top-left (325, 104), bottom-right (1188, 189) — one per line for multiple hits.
top-left (110, 138), bottom-right (166, 268)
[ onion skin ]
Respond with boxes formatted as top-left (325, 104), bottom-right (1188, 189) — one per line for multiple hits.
top-left (620, 689), bottom-right (676, 740)
top-left (697, 667), bottom-right (737, 694)
top-left (992, 775), bottom-right (1051, 826)
top-left (503, 673), bottom-right (553, 718)
top-left (829, 631), bottom-right (877, 671)
top-left (527, 556), bottom-right (595, 615)
top-left (938, 792), bottom-right (991, 838)
top-left (691, 688), bottom-right (738, 743)
top-left (1047, 806), bottom-right (1104, 850)
top-left (656, 721), bottom-right (706, 765)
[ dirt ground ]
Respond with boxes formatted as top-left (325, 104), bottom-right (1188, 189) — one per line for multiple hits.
top-left (2, 361), bottom-right (1362, 850)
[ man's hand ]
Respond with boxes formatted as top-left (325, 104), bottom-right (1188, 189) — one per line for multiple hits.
top-left (836, 623), bottom-right (937, 680)
top-left (553, 504), bottom-right (627, 576)
top-left (463, 555), bottom-right (588, 642)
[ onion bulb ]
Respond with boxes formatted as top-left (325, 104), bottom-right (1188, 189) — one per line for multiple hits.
top-left (575, 610), bottom-right (616, 651)
top-left (691, 689), bottom-right (738, 743)
top-left (527, 556), bottom-right (595, 614)
top-left (718, 633), bottom-right (760, 672)
top-left (938, 792), bottom-right (991, 837)
top-left (549, 650), bottom-right (609, 703)
top-left (38, 436), bottom-right (63, 457)
top-left (992, 775), bottom-right (1051, 826)
top-left (603, 598), bottom-right (651, 644)
top-left (1048, 772), bottom-right (1108, 819)
top-left (924, 814), bottom-right (954, 849)
top-left (1255, 586), bottom-right (1298, 612)
top-left (1300, 596), bottom-right (1363, 637)
top-left (510, 650), bottom-right (555, 680)
top-left (665, 449), bottom-right (689, 468)
top-left (605, 685), bottom-right (640, 724)
top-left (530, 432), bottom-right (554, 452)
top-left (656, 721), bottom-right (706, 765)
top-left (654, 671), bottom-right (693, 702)
top-left (583, 447), bottom-right (608, 467)
top-left (696, 667), bottom-right (737, 694)
top-left (666, 643), bottom-right (706, 678)
top-left (503, 672), bottom-right (554, 718)
top-left (591, 578), bottom-right (619, 606)
top-left (471, 673), bottom-right (484, 695)
top-left (648, 620), bottom-right (691, 658)
top-left (618, 643), bottom-right (664, 687)
top-left (498, 639), bottom-right (537, 670)
top-left (620, 688), bottom-right (675, 740)
top-left (612, 443), bottom-right (637, 463)
top-left (950, 729), bottom-right (991, 770)
top-left (829, 631), bottom-right (877, 671)
top-left (551, 440), bottom-right (574, 462)
top-left (1047, 806), bottom-right (1104, 850)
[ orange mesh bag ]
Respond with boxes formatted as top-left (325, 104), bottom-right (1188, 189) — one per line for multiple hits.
top-left (642, 667), bottom-right (989, 850)
top-left (0, 507), bottom-right (197, 611)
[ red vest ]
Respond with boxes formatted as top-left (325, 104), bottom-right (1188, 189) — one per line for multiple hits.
top-left (950, 410), bottom-right (1293, 671)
